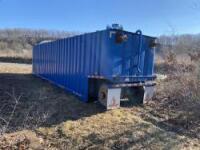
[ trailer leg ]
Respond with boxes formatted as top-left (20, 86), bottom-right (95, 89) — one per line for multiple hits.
top-left (143, 85), bottom-right (155, 103)
top-left (98, 84), bottom-right (121, 109)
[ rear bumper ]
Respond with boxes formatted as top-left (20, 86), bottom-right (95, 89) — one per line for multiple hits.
top-left (111, 81), bottom-right (156, 88)
top-left (111, 75), bottom-right (156, 83)
top-left (88, 75), bottom-right (156, 88)
top-left (88, 75), bottom-right (156, 83)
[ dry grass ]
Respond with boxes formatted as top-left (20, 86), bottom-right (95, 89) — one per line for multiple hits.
top-left (152, 53), bottom-right (200, 138)
top-left (0, 62), bottom-right (32, 74)
top-left (0, 57), bottom-right (199, 149)
top-left (0, 50), bottom-right (32, 64)
top-left (0, 49), bottom-right (32, 58)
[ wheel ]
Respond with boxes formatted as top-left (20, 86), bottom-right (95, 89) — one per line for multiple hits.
top-left (98, 84), bottom-right (108, 107)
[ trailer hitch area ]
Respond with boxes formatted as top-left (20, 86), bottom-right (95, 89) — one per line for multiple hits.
top-left (98, 84), bottom-right (155, 109)
top-left (120, 86), bottom-right (155, 106)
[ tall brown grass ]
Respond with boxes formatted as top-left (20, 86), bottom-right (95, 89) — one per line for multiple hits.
top-left (153, 52), bottom-right (200, 134)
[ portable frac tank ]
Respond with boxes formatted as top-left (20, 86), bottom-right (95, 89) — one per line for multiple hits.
top-left (33, 24), bottom-right (157, 109)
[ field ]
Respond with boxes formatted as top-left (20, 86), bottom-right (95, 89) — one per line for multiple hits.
top-left (0, 55), bottom-right (200, 149)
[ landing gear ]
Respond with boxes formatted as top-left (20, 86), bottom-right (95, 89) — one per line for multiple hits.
top-left (143, 85), bottom-right (155, 103)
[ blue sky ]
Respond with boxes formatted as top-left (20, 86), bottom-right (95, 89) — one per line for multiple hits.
top-left (0, 0), bottom-right (200, 36)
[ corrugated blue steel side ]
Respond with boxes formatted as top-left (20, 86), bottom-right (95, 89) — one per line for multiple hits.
top-left (33, 31), bottom-right (105, 101)
top-left (99, 29), bottom-right (155, 80)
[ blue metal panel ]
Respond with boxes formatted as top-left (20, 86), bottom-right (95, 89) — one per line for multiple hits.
top-left (33, 27), bottom-right (156, 102)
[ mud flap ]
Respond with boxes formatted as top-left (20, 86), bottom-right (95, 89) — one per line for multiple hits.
top-left (98, 84), bottom-right (121, 109)
top-left (143, 85), bottom-right (155, 103)
top-left (107, 88), bottom-right (121, 109)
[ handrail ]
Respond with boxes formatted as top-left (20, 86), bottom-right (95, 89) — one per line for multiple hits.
top-left (135, 30), bottom-right (143, 73)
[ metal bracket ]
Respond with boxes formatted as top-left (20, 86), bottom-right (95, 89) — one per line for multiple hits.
top-left (98, 85), bottom-right (121, 109)
top-left (143, 85), bottom-right (155, 103)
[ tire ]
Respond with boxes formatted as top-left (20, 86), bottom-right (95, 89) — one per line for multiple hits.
top-left (98, 84), bottom-right (108, 107)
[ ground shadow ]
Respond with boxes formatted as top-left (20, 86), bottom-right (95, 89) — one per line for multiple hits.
top-left (0, 56), bottom-right (32, 64)
top-left (0, 71), bottom-right (147, 134)
top-left (0, 73), bottom-right (106, 133)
